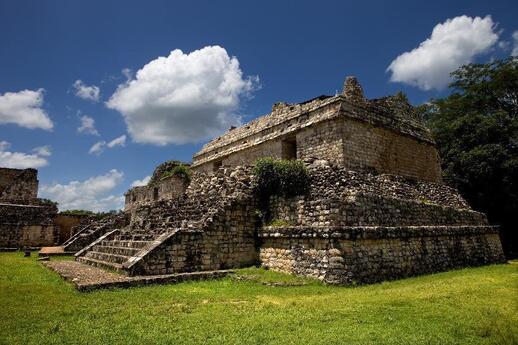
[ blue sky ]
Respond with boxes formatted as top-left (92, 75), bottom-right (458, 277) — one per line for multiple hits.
top-left (1, 0), bottom-right (517, 211)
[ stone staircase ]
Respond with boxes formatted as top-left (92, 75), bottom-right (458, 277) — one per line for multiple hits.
top-left (77, 229), bottom-right (155, 272)
top-left (75, 166), bottom-right (255, 275)
top-left (63, 213), bottom-right (129, 253)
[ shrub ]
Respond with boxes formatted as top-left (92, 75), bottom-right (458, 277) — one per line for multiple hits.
top-left (161, 164), bottom-right (191, 182)
top-left (253, 157), bottom-right (309, 199)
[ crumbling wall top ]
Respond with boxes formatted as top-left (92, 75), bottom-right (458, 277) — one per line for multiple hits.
top-left (0, 167), bottom-right (39, 202)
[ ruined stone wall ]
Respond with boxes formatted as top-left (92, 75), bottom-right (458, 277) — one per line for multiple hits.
top-left (0, 168), bottom-right (38, 202)
top-left (341, 118), bottom-right (441, 181)
top-left (270, 193), bottom-right (486, 227)
top-left (269, 164), bottom-right (472, 226)
top-left (125, 175), bottom-right (188, 212)
top-left (259, 225), bottom-right (506, 284)
top-left (260, 163), bottom-right (505, 283)
top-left (192, 76), bottom-right (440, 183)
top-left (192, 98), bottom-right (343, 169)
top-left (295, 119), bottom-right (346, 165)
top-left (0, 203), bottom-right (58, 248)
top-left (123, 167), bottom-right (259, 275)
top-left (53, 214), bottom-right (89, 244)
top-left (192, 111), bottom-right (441, 182)
top-left (131, 201), bottom-right (258, 275)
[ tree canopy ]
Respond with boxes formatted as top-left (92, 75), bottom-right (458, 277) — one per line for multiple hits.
top-left (422, 57), bottom-right (518, 257)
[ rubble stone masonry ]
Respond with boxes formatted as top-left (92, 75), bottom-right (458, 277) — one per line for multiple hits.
top-left (0, 168), bottom-right (59, 248)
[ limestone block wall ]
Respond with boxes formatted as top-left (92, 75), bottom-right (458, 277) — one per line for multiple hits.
top-left (341, 118), bottom-right (442, 182)
top-left (125, 175), bottom-right (188, 211)
top-left (217, 140), bottom-right (284, 171)
top-left (193, 115), bottom-right (441, 182)
top-left (259, 225), bottom-right (506, 284)
top-left (296, 119), bottom-right (345, 165)
top-left (0, 203), bottom-right (58, 248)
top-left (270, 192), bottom-right (487, 227)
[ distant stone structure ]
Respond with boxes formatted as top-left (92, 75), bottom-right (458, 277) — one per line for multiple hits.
top-left (0, 168), bottom-right (59, 248)
top-left (125, 161), bottom-right (190, 212)
top-left (72, 76), bottom-right (505, 284)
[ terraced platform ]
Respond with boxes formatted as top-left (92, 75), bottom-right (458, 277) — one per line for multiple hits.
top-left (43, 260), bottom-right (232, 291)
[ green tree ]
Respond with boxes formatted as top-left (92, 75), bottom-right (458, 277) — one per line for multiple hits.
top-left (423, 57), bottom-right (518, 257)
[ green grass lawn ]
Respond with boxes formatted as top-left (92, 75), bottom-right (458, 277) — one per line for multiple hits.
top-left (0, 253), bottom-right (517, 345)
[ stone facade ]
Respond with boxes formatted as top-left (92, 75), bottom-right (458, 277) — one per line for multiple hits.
top-left (73, 75), bottom-right (505, 285)
top-left (0, 168), bottom-right (59, 248)
top-left (259, 225), bottom-right (503, 284)
top-left (259, 163), bottom-right (505, 283)
top-left (191, 77), bottom-right (441, 182)
top-left (124, 161), bottom-right (190, 212)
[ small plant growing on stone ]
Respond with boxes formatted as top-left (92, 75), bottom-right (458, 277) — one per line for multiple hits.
top-left (161, 164), bottom-right (191, 182)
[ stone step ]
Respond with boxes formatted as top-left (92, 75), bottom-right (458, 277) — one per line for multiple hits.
top-left (101, 240), bottom-right (152, 248)
top-left (84, 251), bottom-right (130, 265)
top-left (92, 245), bottom-right (142, 257)
top-left (77, 256), bottom-right (125, 274)
top-left (113, 234), bottom-right (156, 241)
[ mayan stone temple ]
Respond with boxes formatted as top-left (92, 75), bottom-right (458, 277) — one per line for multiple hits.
top-left (66, 76), bottom-right (505, 284)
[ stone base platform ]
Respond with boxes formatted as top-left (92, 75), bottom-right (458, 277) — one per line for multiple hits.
top-left (42, 260), bottom-right (232, 291)
top-left (39, 246), bottom-right (75, 256)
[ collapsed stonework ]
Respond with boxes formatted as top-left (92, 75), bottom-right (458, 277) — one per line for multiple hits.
top-left (124, 161), bottom-right (190, 212)
top-left (0, 168), bottom-right (59, 248)
top-left (72, 76), bottom-right (505, 284)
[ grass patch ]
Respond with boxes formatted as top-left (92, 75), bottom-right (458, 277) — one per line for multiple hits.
top-left (1, 252), bottom-right (517, 345)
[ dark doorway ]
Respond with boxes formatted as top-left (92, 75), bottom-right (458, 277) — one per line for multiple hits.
top-left (153, 187), bottom-right (159, 201)
top-left (213, 160), bottom-right (223, 171)
top-left (281, 137), bottom-right (297, 160)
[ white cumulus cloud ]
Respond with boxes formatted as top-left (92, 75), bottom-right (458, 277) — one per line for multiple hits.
top-left (512, 31), bottom-right (518, 56)
top-left (77, 115), bottom-right (99, 136)
top-left (39, 169), bottom-right (125, 212)
top-left (387, 15), bottom-right (499, 90)
top-left (106, 45), bottom-right (257, 145)
top-left (107, 134), bottom-right (126, 148)
top-left (73, 80), bottom-right (100, 102)
top-left (0, 89), bottom-right (53, 130)
top-left (89, 141), bottom-right (105, 155)
top-left (32, 145), bottom-right (51, 157)
top-left (0, 141), bottom-right (50, 169)
top-left (131, 175), bottom-right (151, 187)
top-left (88, 134), bottom-right (126, 155)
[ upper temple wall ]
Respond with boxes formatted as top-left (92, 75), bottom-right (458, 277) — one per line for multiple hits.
top-left (0, 168), bottom-right (39, 202)
top-left (191, 77), bottom-right (442, 182)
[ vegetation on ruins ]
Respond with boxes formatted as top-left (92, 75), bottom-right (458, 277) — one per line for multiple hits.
top-left (421, 57), bottom-right (518, 257)
top-left (253, 158), bottom-right (309, 220)
top-left (253, 157), bottom-right (309, 198)
top-left (148, 160), bottom-right (190, 185)
top-left (1, 253), bottom-right (516, 345)
top-left (160, 163), bottom-right (191, 182)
